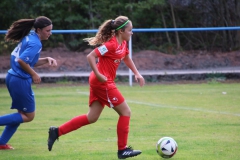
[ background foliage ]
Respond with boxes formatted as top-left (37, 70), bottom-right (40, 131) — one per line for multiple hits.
top-left (1, 0), bottom-right (240, 53)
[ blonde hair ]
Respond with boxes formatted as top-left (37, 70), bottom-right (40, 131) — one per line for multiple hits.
top-left (84, 16), bottom-right (130, 46)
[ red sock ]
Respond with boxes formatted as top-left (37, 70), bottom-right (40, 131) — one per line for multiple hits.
top-left (117, 116), bottom-right (130, 150)
top-left (58, 114), bottom-right (89, 136)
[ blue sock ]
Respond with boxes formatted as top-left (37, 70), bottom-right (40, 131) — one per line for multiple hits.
top-left (0, 123), bottom-right (20, 145)
top-left (0, 113), bottom-right (23, 126)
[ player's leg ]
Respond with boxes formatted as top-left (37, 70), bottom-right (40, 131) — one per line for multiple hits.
top-left (113, 101), bottom-right (142, 159)
top-left (48, 101), bottom-right (104, 151)
top-left (0, 109), bottom-right (34, 126)
top-left (3, 74), bottom-right (35, 124)
top-left (105, 88), bottom-right (141, 158)
top-left (0, 124), bottom-right (20, 150)
top-left (0, 113), bottom-right (23, 126)
top-left (1, 74), bottom-right (25, 126)
top-left (0, 110), bottom-right (34, 150)
top-left (86, 101), bottom-right (104, 123)
top-left (58, 101), bottom-right (103, 135)
top-left (0, 74), bottom-right (35, 150)
top-left (113, 101), bottom-right (131, 150)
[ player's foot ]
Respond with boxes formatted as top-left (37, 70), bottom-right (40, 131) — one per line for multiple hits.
top-left (0, 144), bottom-right (14, 150)
top-left (48, 126), bottom-right (59, 151)
top-left (117, 146), bottom-right (142, 159)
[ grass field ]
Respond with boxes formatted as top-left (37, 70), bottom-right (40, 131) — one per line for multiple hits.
top-left (0, 82), bottom-right (240, 160)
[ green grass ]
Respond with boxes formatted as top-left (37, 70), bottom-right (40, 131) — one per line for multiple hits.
top-left (0, 82), bottom-right (240, 160)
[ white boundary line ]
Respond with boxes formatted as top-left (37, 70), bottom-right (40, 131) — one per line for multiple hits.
top-left (76, 91), bottom-right (240, 117)
top-left (127, 100), bottom-right (240, 117)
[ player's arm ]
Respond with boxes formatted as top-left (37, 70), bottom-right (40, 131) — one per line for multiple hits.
top-left (123, 54), bottom-right (145, 86)
top-left (35, 57), bottom-right (57, 67)
top-left (87, 50), bottom-right (107, 82)
top-left (17, 59), bottom-right (41, 84)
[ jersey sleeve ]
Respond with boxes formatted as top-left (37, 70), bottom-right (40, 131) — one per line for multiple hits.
top-left (94, 39), bottom-right (115, 57)
top-left (19, 41), bottom-right (42, 64)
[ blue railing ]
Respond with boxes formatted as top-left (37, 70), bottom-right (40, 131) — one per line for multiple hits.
top-left (50, 27), bottom-right (240, 33)
top-left (1, 27), bottom-right (240, 34)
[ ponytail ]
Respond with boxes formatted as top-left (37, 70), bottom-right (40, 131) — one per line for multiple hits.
top-left (5, 16), bottom-right (52, 42)
top-left (5, 19), bottom-right (35, 42)
top-left (84, 15), bottom-right (129, 46)
top-left (84, 20), bottom-right (113, 46)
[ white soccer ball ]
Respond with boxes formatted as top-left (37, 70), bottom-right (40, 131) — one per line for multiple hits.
top-left (156, 137), bottom-right (178, 158)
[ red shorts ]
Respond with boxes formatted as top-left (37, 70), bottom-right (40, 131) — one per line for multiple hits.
top-left (89, 86), bottom-right (125, 108)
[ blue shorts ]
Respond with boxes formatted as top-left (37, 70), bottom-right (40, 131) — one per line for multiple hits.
top-left (6, 73), bottom-right (35, 113)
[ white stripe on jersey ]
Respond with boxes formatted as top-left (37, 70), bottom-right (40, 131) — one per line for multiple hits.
top-left (11, 43), bottom-right (22, 61)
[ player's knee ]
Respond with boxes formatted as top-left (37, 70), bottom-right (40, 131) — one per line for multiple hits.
top-left (120, 108), bottom-right (131, 116)
top-left (22, 113), bottom-right (35, 122)
top-left (28, 116), bottom-right (35, 122)
top-left (24, 116), bottom-right (34, 122)
top-left (88, 116), bottom-right (99, 123)
top-left (124, 110), bottom-right (131, 117)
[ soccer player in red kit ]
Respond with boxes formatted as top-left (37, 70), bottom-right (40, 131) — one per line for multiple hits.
top-left (48, 15), bottom-right (145, 159)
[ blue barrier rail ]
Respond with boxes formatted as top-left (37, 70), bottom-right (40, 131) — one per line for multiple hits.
top-left (1, 27), bottom-right (240, 34)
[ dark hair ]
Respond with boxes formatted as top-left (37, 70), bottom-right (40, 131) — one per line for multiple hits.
top-left (84, 16), bottom-right (130, 46)
top-left (5, 16), bottom-right (52, 42)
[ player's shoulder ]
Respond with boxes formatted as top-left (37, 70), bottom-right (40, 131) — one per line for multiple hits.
top-left (25, 33), bottom-right (42, 47)
top-left (105, 36), bottom-right (118, 48)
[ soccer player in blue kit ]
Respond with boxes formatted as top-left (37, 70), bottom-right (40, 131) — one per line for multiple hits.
top-left (0, 16), bottom-right (57, 150)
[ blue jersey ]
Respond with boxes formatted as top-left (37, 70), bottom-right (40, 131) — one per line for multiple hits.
top-left (8, 32), bottom-right (42, 78)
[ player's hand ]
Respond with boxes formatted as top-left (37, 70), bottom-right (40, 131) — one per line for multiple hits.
top-left (32, 73), bottom-right (41, 84)
top-left (135, 74), bottom-right (145, 87)
top-left (47, 57), bottom-right (57, 66)
top-left (96, 73), bottom-right (107, 82)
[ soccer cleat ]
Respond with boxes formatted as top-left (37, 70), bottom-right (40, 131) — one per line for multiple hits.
top-left (117, 146), bottom-right (142, 159)
top-left (0, 144), bottom-right (14, 150)
top-left (48, 126), bottom-right (59, 151)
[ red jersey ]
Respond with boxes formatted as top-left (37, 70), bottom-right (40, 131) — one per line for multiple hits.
top-left (89, 36), bottom-right (129, 89)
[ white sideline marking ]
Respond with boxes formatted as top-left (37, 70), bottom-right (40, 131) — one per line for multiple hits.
top-left (76, 91), bottom-right (240, 117)
top-left (76, 91), bottom-right (89, 95)
top-left (127, 100), bottom-right (240, 117)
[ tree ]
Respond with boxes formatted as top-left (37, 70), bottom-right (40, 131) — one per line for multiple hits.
top-left (1, 0), bottom-right (240, 53)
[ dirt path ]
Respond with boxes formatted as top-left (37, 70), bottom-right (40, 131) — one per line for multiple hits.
top-left (1, 47), bottom-right (240, 73)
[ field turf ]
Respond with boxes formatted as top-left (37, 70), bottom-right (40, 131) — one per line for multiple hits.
top-left (0, 82), bottom-right (240, 159)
